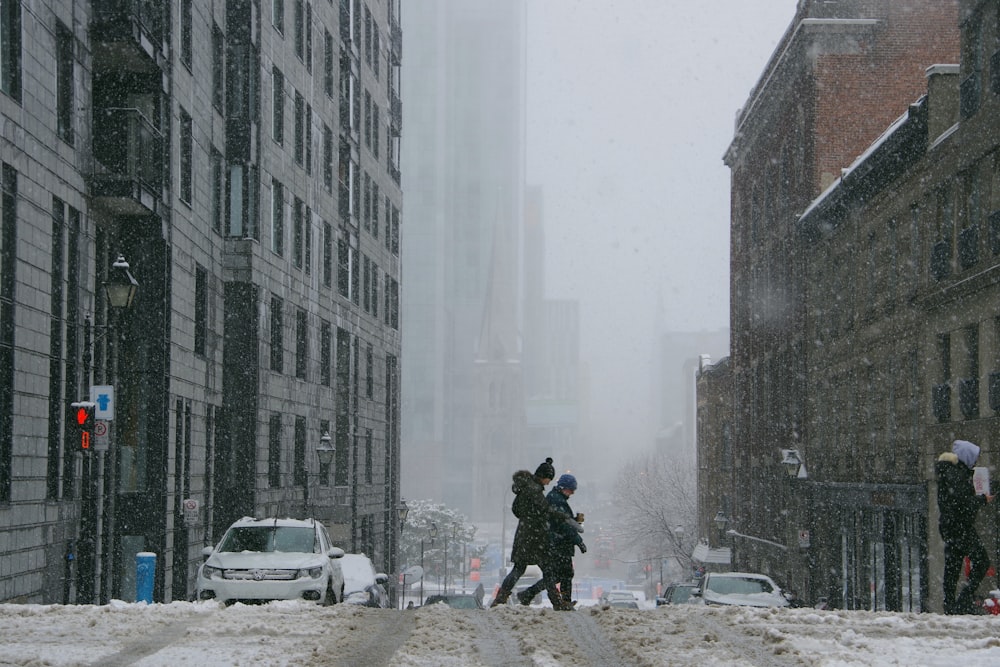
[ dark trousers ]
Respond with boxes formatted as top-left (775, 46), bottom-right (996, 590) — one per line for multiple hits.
top-left (521, 553), bottom-right (573, 603)
top-left (497, 561), bottom-right (562, 606)
top-left (943, 530), bottom-right (990, 613)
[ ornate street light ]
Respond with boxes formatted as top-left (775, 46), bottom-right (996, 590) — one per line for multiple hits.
top-left (780, 449), bottom-right (803, 478)
top-left (104, 255), bottom-right (138, 309)
top-left (316, 431), bottom-right (335, 469)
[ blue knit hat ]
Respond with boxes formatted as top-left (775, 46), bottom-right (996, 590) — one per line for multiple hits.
top-left (557, 474), bottom-right (577, 491)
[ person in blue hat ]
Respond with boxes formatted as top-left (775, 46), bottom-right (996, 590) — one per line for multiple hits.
top-left (517, 472), bottom-right (585, 610)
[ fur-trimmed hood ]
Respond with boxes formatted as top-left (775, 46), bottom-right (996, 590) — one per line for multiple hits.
top-left (511, 470), bottom-right (538, 495)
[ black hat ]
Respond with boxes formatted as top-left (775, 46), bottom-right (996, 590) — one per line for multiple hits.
top-left (534, 457), bottom-right (555, 480)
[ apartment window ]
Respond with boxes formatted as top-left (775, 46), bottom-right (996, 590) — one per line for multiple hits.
top-left (391, 205), bottom-right (399, 255)
top-left (372, 104), bottom-right (380, 158)
top-left (268, 414), bottom-right (282, 487)
top-left (364, 90), bottom-right (371, 148)
top-left (364, 429), bottom-right (373, 484)
top-left (271, 296), bottom-right (283, 372)
top-left (0, 0), bottom-right (21, 101)
top-left (320, 320), bottom-right (331, 386)
top-left (351, 242), bottom-right (360, 305)
top-left (372, 27), bottom-right (380, 80)
top-left (961, 325), bottom-right (980, 419)
top-left (362, 254), bottom-right (370, 311)
top-left (334, 328), bottom-right (351, 486)
top-left (305, 103), bottom-right (313, 174)
top-left (211, 148), bottom-right (224, 232)
top-left (371, 183), bottom-right (379, 238)
top-left (384, 195), bottom-right (390, 249)
top-left (364, 6), bottom-right (372, 65)
top-left (272, 67), bottom-right (284, 144)
top-left (305, 206), bottom-right (312, 274)
top-left (271, 179), bottom-right (284, 255)
top-left (293, 197), bottom-right (304, 268)
top-left (365, 343), bottom-right (373, 398)
top-left (213, 24), bottom-right (225, 112)
top-left (338, 237), bottom-right (350, 298)
top-left (295, 0), bottom-right (304, 60)
top-left (294, 90), bottom-right (304, 165)
top-left (179, 108), bottom-right (192, 203)
top-left (180, 0), bottom-right (192, 68)
top-left (323, 221), bottom-right (333, 288)
top-left (324, 30), bottom-right (334, 97)
top-left (0, 164), bottom-right (15, 500)
top-left (295, 309), bottom-right (307, 379)
top-left (370, 263), bottom-right (378, 318)
top-left (305, 3), bottom-right (313, 72)
top-left (272, 0), bottom-right (284, 34)
top-left (323, 124), bottom-right (333, 192)
top-left (294, 416), bottom-right (306, 486)
top-left (56, 22), bottom-right (74, 144)
top-left (195, 266), bottom-right (207, 356)
top-left (363, 173), bottom-right (371, 232)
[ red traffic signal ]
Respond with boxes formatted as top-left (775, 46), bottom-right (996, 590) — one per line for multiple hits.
top-left (70, 402), bottom-right (95, 450)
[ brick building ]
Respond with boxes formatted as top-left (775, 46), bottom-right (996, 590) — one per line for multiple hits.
top-left (717, 0), bottom-right (960, 608)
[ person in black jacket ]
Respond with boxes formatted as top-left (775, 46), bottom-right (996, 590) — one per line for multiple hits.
top-left (490, 458), bottom-right (567, 608)
top-left (937, 439), bottom-right (994, 614)
top-left (517, 473), bottom-right (586, 609)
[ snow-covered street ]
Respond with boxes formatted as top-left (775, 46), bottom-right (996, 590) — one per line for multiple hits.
top-left (1, 600), bottom-right (999, 666)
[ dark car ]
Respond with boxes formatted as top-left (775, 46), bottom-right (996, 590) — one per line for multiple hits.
top-left (657, 582), bottom-right (697, 606)
top-left (424, 584), bottom-right (485, 609)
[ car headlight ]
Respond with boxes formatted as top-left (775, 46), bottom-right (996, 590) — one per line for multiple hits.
top-left (201, 564), bottom-right (224, 579)
top-left (302, 566), bottom-right (325, 579)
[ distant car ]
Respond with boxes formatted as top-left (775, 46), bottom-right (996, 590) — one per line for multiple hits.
top-left (657, 582), bottom-right (697, 606)
top-left (425, 584), bottom-right (486, 609)
top-left (602, 591), bottom-right (637, 604)
top-left (689, 572), bottom-right (789, 608)
top-left (196, 517), bottom-right (345, 606)
top-left (339, 553), bottom-right (390, 608)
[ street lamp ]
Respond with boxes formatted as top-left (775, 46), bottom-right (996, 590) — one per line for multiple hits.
top-left (713, 511), bottom-right (729, 540)
top-left (97, 253), bottom-right (138, 605)
top-left (396, 499), bottom-right (409, 609)
top-left (780, 449), bottom-right (804, 478)
top-left (316, 431), bottom-right (335, 476)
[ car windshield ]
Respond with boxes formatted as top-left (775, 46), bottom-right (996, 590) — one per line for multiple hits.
top-left (218, 526), bottom-right (316, 554)
top-left (706, 576), bottom-right (773, 596)
top-left (670, 586), bottom-right (694, 603)
top-left (444, 596), bottom-right (478, 609)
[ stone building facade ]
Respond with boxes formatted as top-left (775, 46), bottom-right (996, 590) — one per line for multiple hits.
top-left (717, 0), bottom-right (961, 609)
top-left (0, 0), bottom-right (402, 604)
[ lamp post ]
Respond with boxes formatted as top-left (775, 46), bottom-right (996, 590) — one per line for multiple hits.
top-left (421, 522), bottom-right (437, 605)
top-left (99, 254), bottom-right (138, 604)
top-left (396, 499), bottom-right (408, 609)
top-left (312, 430), bottom-right (335, 517)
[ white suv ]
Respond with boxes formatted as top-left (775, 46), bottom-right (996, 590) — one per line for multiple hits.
top-left (196, 517), bottom-right (346, 605)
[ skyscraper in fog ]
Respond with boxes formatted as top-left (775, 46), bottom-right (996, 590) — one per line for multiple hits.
top-left (401, 0), bottom-right (527, 520)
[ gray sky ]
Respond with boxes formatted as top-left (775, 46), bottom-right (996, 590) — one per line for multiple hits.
top-left (525, 1), bottom-right (800, 454)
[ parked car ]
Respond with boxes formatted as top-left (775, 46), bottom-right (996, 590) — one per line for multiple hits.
top-left (339, 553), bottom-right (390, 608)
top-left (657, 582), bottom-right (697, 606)
top-left (688, 572), bottom-right (789, 608)
top-left (196, 517), bottom-right (345, 606)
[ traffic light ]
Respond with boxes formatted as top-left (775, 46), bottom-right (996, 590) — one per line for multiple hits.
top-left (71, 401), bottom-right (96, 451)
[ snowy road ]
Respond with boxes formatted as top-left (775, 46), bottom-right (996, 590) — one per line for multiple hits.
top-left (2, 599), bottom-right (1000, 666)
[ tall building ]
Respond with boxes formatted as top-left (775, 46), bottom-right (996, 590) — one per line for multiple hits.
top-left (401, 0), bottom-right (527, 521)
top-left (0, 0), bottom-right (402, 604)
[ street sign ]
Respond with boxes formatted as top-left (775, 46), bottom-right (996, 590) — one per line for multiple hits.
top-left (182, 498), bottom-right (199, 526)
top-left (90, 385), bottom-right (115, 421)
top-left (94, 420), bottom-right (110, 452)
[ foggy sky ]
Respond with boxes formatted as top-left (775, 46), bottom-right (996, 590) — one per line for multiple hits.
top-left (525, 1), bottom-right (800, 457)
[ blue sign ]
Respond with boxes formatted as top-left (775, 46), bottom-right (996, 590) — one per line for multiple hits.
top-left (90, 385), bottom-right (115, 421)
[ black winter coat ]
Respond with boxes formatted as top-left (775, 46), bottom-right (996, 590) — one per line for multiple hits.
top-left (546, 487), bottom-right (583, 559)
top-left (936, 452), bottom-right (987, 542)
top-left (510, 470), bottom-right (552, 566)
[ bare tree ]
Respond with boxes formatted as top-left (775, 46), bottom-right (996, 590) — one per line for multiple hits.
top-left (612, 450), bottom-right (697, 577)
